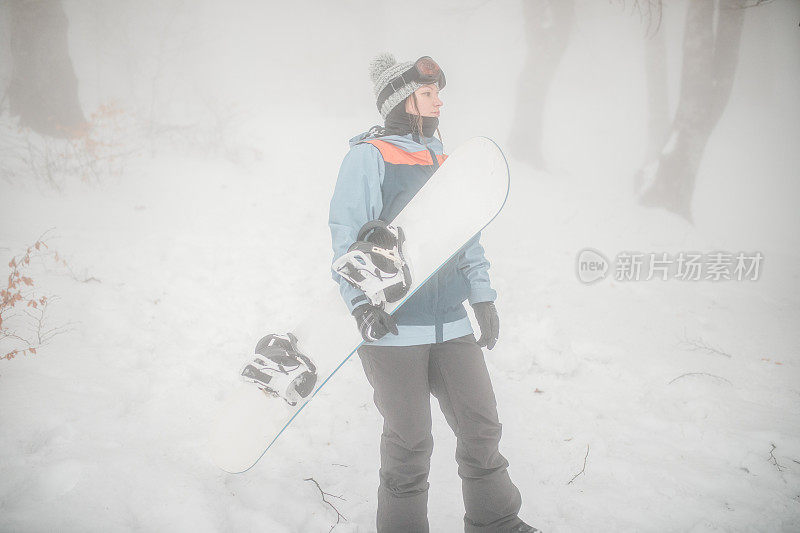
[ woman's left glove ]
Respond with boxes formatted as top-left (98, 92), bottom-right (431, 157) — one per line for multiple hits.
top-left (472, 301), bottom-right (499, 350)
top-left (353, 304), bottom-right (399, 343)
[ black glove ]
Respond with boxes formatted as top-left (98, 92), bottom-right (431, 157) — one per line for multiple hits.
top-left (472, 301), bottom-right (499, 350)
top-left (353, 304), bottom-right (399, 342)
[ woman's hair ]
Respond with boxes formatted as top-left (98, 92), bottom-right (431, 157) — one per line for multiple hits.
top-left (407, 94), bottom-right (423, 133)
top-left (407, 93), bottom-right (443, 145)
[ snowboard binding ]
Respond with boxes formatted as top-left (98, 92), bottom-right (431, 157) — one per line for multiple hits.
top-left (240, 333), bottom-right (318, 406)
top-left (332, 220), bottom-right (412, 306)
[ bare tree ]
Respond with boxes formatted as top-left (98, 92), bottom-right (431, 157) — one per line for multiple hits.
top-left (642, 20), bottom-right (670, 166)
top-left (508, 0), bottom-right (575, 170)
top-left (7, 0), bottom-right (86, 138)
top-left (635, 0), bottom-right (747, 223)
top-left (625, 0), bottom-right (664, 38)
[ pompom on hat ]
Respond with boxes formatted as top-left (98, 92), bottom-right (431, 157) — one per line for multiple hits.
top-left (369, 53), bottom-right (444, 119)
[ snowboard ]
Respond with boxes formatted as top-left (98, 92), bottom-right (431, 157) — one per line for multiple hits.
top-left (209, 136), bottom-right (510, 473)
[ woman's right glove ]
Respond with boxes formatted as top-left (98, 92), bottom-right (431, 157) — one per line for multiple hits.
top-left (353, 304), bottom-right (399, 342)
top-left (472, 301), bottom-right (500, 350)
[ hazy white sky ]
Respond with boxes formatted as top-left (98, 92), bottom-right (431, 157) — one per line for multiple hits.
top-left (1, 0), bottom-right (798, 248)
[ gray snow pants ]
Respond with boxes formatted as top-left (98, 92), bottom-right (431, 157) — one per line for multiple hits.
top-left (357, 333), bottom-right (523, 533)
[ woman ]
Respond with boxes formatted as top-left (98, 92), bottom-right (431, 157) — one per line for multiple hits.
top-left (328, 53), bottom-right (537, 533)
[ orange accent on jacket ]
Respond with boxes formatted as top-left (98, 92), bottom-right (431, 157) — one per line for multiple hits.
top-left (363, 139), bottom-right (448, 166)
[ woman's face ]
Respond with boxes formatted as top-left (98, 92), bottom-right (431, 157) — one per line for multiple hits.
top-left (405, 84), bottom-right (443, 117)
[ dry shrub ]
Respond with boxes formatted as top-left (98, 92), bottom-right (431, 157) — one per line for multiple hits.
top-left (0, 102), bottom-right (140, 191)
top-left (1, 233), bottom-right (71, 360)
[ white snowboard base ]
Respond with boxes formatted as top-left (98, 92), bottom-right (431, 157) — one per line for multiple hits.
top-left (209, 137), bottom-right (510, 473)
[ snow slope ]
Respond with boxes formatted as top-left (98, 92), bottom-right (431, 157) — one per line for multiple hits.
top-left (1, 134), bottom-right (798, 531)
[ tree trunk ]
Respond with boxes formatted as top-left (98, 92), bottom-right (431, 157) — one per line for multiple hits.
top-left (643, 25), bottom-right (670, 166)
top-left (508, 0), bottom-right (574, 170)
top-left (636, 0), bottom-right (745, 223)
top-left (8, 0), bottom-right (86, 138)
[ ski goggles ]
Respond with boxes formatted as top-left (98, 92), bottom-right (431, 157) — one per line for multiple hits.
top-left (376, 56), bottom-right (446, 113)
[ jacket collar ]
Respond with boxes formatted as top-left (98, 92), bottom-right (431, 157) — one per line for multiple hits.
top-left (348, 130), bottom-right (444, 154)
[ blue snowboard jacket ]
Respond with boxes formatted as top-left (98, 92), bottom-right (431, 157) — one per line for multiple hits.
top-left (328, 130), bottom-right (497, 346)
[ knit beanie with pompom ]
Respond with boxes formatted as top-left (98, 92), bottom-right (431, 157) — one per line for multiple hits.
top-left (370, 53), bottom-right (429, 120)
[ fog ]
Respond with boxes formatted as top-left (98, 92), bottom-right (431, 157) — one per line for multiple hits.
top-left (29, 0), bottom-right (792, 250)
top-left (1, 1), bottom-right (799, 531)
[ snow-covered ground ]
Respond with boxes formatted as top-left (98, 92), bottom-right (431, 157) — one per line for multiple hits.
top-left (2, 1), bottom-right (799, 532)
top-left (1, 133), bottom-right (798, 531)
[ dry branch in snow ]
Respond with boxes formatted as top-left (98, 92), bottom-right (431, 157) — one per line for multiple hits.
top-left (768, 443), bottom-right (786, 472)
top-left (568, 444), bottom-right (590, 485)
top-left (304, 477), bottom-right (347, 532)
top-left (677, 328), bottom-right (732, 358)
top-left (668, 372), bottom-right (732, 385)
